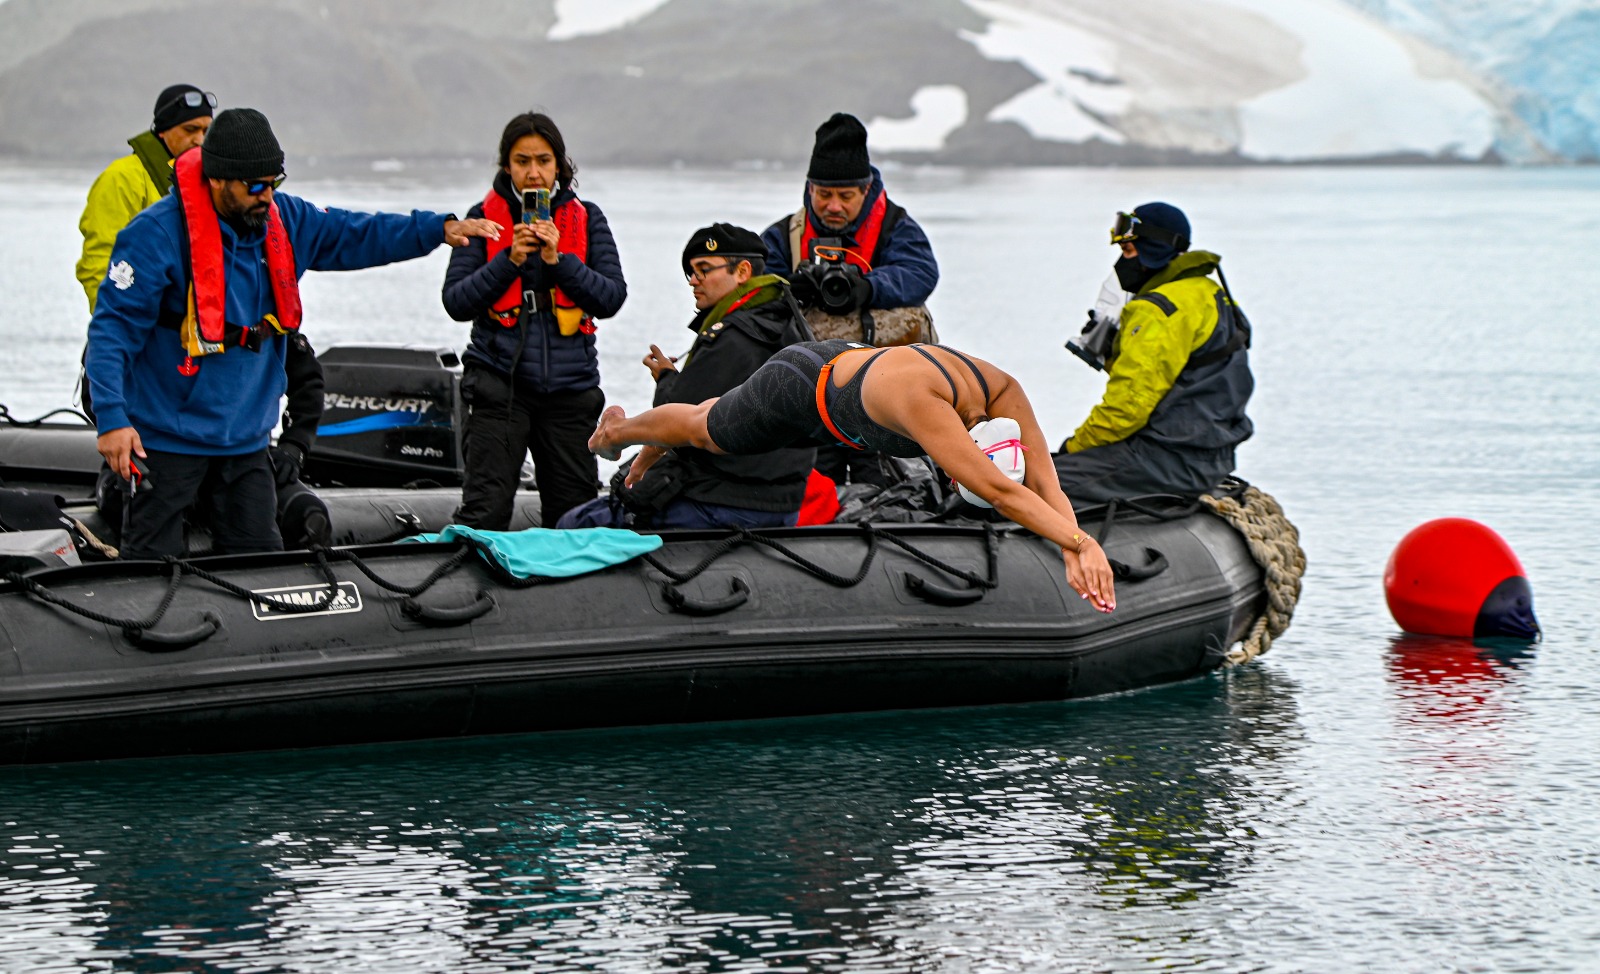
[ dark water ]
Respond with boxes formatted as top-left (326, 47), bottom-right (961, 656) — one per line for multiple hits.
top-left (3, 164), bottom-right (1600, 971)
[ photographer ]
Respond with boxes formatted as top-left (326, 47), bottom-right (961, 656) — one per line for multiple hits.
top-left (762, 113), bottom-right (938, 349)
top-left (1054, 203), bottom-right (1254, 503)
top-left (762, 112), bottom-right (940, 486)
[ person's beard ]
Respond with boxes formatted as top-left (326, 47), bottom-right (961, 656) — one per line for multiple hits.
top-left (238, 203), bottom-right (269, 230)
top-left (220, 191), bottom-right (270, 230)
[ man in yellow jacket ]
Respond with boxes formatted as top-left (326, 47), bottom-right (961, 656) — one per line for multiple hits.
top-left (1054, 202), bottom-right (1253, 503)
top-left (75, 84), bottom-right (215, 311)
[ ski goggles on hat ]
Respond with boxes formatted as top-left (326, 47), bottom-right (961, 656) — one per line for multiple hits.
top-left (157, 89), bottom-right (218, 113)
top-left (1110, 211), bottom-right (1141, 244)
top-left (1109, 210), bottom-right (1187, 249)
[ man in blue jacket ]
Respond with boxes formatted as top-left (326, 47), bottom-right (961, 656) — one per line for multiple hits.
top-left (762, 112), bottom-right (941, 487)
top-left (86, 108), bottom-right (499, 559)
top-left (762, 113), bottom-right (939, 349)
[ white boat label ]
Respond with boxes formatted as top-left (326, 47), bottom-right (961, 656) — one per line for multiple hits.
top-left (250, 581), bottom-right (363, 621)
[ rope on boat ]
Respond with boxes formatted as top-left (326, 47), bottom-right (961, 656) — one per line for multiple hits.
top-left (1199, 485), bottom-right (1305, 665)
top-left (0, 546), bottom-right (477, 647)
top-left (70, 517), bottom-right (119, 560)
top-left (640, 522), bottom-right (1000, 591)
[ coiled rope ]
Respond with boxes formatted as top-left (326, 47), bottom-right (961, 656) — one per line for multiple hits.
top-left (1198, 485), bottom-right (1305, 665)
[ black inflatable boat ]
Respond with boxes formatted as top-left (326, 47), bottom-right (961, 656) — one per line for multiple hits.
top-left (0, 345), bottom-right (1288, 765)
top-left (0, 512), bottom-right (1264, 765)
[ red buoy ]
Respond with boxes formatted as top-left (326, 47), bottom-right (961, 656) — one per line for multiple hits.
top-left (1384, 519), bottom-right (1539, 640)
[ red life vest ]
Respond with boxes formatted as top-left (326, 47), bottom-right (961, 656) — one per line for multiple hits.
top-left (173, 148), bottom-right (300, 358)
top-left (799, 190), bottom-right (889, 272)
top-left (481, 189), bottom-right (590, 330)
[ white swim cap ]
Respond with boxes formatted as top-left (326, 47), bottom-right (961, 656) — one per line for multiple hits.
top-left (956, 417), bottom-right (1026, 508)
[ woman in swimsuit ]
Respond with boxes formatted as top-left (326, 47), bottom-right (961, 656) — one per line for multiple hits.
top-left (590, 340), bottom-right (1116, 612)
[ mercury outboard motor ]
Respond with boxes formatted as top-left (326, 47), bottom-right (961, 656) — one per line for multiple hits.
top-left (305, 345), bottom-right (465, 488)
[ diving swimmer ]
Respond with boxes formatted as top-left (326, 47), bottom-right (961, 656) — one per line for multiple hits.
top-left (588, 339), bottom-right (1116, 611)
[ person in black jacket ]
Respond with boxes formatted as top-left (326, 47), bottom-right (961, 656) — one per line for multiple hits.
top-left (556, 224), bottom-right (815, 530)
top-left (441, 112), bottom-right (627, 529)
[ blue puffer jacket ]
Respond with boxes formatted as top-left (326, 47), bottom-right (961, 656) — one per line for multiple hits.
top-left (442, 173), bottom-right (627, 393)
top-left (760, 166), bottom-right (938, 310)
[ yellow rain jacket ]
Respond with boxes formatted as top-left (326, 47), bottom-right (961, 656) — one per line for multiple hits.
top-left (1066, 250), bottom-right (1250, 452)
top-left (76, 131), bottom-right (172, 311)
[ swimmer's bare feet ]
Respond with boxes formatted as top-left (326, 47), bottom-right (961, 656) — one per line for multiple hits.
top-left (589, 405), bottom-right (626, 460)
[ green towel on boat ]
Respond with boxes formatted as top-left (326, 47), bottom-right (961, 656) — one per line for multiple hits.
top-left (402, 526), bottom-right (662, 579)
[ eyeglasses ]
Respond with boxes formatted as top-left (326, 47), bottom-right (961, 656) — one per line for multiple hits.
top-left (243, 174), bottom-right (287, 195)
top-left (685, 260), bottom-right (736, 283)
top-left (158, 90), bottom-right (218, 113)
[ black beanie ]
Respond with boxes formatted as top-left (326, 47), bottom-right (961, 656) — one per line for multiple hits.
top-left (202, 108), bottom-right (285, 181)
top-left (682, 223), bottom-right (765, 276)
top-left (806, 113), bottom-right (871, 186)
top-left (151, 83), bottom-right (214, 134)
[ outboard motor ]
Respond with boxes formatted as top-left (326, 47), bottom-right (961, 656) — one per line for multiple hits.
top-left (306, 345), bottom-right (465, 488)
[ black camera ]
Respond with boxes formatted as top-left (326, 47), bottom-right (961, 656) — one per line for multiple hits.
top-left (805, 236), bottom-right (863, 314)
top-left (1066, 309), bottom-right (1119, 372)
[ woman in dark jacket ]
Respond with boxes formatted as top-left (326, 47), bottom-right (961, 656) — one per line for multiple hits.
top-left (442, 112), bottom-right (627, 529)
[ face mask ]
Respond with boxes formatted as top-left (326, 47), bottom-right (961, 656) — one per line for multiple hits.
top-left (1114, 255), bottom-right (1155, 294)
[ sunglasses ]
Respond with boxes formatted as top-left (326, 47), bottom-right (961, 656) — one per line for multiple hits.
top-left (242, 174), bottom-right (287, 195)
top-left (159, 90), bottom-right (218, 113)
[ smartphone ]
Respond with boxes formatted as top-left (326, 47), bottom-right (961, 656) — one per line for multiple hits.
top-left (522, 187), bottom-right (551, 224)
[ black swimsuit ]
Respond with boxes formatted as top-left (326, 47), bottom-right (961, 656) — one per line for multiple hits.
top-left (705, 340), bottom-right (991, 458)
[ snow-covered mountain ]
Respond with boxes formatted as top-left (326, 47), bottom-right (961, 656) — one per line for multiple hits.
top-left (0, 0), bottom-right (1581, 164)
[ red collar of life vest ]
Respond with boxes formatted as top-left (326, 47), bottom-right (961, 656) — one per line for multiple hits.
top-left (800, 190), bottom-right (888, 272)
top-left (173, 149), bottom-right (300, 357)
top-left (481, 189), bottom-right (590, 327)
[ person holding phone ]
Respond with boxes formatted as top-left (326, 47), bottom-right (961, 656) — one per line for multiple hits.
top-left (442, 111), bottom-right (628, 530)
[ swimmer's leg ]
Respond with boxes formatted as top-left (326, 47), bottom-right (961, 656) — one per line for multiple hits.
top-left (589, 400), bottom-right (722, 460)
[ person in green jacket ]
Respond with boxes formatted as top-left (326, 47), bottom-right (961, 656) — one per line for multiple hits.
top-left (75, 84), bottom-right (215, 311)
top-left (1054, 202), bottom-right (1254, 503)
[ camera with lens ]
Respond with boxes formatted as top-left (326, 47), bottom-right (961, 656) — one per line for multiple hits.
top-left (802, 236), bottom-right (865, 314)
top-left (1065, 309), bottom-right (1119, 372)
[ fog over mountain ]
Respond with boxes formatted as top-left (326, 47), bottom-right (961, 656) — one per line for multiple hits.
top-left (0, 0), bottom-right (1585, 166)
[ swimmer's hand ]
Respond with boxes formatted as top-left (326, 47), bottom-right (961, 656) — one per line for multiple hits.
top-left (1062, 537), bottom-right (1116, 613)
top-left (624, 446), bottom-right (668, 488)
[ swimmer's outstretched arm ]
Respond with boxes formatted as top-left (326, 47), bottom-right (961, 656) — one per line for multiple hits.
top-left (879, 374), bottom-right (1117, 612)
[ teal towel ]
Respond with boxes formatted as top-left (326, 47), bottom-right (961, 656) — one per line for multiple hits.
top-left (402, 526), bottom-right (662, 579)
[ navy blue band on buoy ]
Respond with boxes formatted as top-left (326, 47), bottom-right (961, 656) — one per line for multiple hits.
top-left (1475, 575), bottom-right (1539, 640)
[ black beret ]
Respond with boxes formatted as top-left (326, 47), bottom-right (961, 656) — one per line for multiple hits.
top-left (682, 223), bottom-right (764, 276)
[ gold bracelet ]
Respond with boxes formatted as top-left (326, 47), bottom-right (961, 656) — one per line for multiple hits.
top-left (1065, 532), bottom-right (1097, 553)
